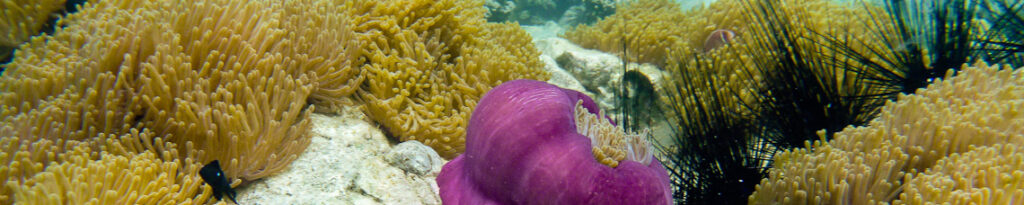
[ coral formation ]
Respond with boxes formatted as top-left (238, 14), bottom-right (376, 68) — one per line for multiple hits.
top-left (279, 0), bottom-right (366, 108)
top-left (0, 137), bottom-right (65, 203)
top-left (352, 0), bottom-right (547, 158)
top-left (563, 0), bottom-right (893, 71)
top-left (1, 128), bottom-right (216, 204)
top-left (0, 0), bottom-right (148, 199)
top-left (562, 0), bottom-right (688, 68)
top-left (437, 80), bottom-right (670, 204)
top-left (76, 0), bottom-right (327, 183)
top-left (899, 143), bottom-right (1024, 204)
top-left (1, 0), bottom-right (553, 202)
top-left (748, 62), bottom-right (1024, 204)
top-left (9, 134), bottom-right (212, 204)
top-left (1, 1), bottom-right (367, 202)
top-left (0, 0), bottom-right (66, 47)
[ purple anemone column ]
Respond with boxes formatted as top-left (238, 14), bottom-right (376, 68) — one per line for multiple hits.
top-left (437, 79), bottom-right (671, 205)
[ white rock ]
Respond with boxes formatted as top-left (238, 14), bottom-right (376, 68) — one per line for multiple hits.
top-left (386, 141), bottom-right (444, 176)
top-left (534, 37), bottom-right (582, 59)
top-left (236, 109), bottom-right (444, 205)
top-left (553, 45), bottom-right (623, 91)
top-left (533, 37), bottom-right (671, 118)
top-left (540, 55), bottom-right (591, 97)
top-left (551, 44), bottom-right (623, 110)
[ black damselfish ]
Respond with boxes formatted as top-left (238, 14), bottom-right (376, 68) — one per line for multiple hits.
top-left (200, 160), bottom-right (238, 204)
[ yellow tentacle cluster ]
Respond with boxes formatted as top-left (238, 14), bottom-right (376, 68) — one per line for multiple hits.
top-left (749, 62), bottom-right (1024, 204)
top-left (574, 100), bottom-right (652, 168)
top-left (352, 0), bottom-right (548, 158)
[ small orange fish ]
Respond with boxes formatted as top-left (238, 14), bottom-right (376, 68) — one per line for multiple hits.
top-left (703, 29), bottom-right (737, 53)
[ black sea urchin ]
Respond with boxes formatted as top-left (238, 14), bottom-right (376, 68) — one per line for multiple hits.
top-left (656, 53), bottom-right (771, 204)
top-left (822, 0), bottom-right (1024, 98)
top-left (741, 0), bottom-right (888, 150)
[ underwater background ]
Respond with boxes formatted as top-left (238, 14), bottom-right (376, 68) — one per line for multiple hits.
top-left (1, 0), bottom-right (1024, 204)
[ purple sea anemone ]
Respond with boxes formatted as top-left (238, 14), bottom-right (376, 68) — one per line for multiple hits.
top-left (437, 79), bottom-right (671, 204)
